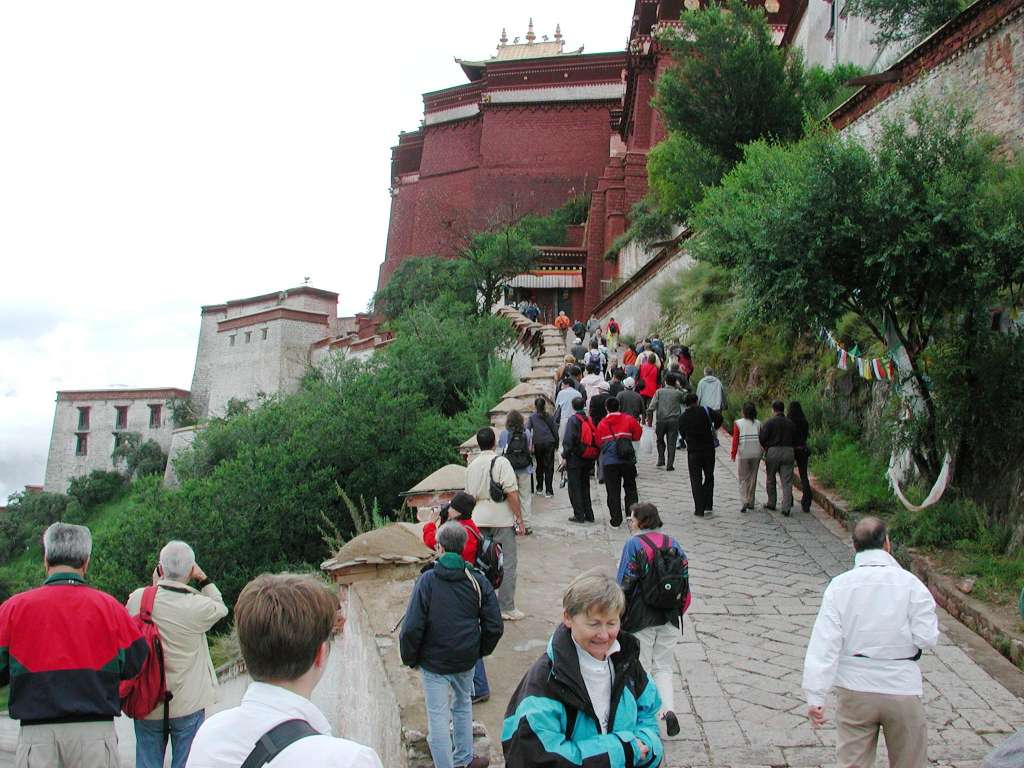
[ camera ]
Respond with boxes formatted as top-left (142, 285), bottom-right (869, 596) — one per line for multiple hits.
top-left (438, 502), bottom-right (452, 524)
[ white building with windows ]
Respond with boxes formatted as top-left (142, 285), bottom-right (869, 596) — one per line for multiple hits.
top-left (43, 388), bottom-right (189, 493)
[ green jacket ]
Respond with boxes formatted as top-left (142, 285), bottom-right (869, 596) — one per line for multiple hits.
top-left (646, 387), bottom-right (686, 423)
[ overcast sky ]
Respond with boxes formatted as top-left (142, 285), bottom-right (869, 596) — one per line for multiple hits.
top-left (0, 1), bottom-right (631, 500)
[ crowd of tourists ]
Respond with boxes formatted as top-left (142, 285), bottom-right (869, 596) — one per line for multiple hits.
top-left (0, 320), bottom-right (1018, 768)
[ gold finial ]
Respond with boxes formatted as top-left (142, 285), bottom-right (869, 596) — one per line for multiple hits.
top-left (554, 23), bottom-right (563, 42)
top-left (499, 27), bottom-right (508, 46)
top-left (526, 18), bottom-right (536, 43)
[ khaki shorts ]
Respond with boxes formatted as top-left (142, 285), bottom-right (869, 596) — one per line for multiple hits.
top-left (17, 721), bottom-right (119, 768)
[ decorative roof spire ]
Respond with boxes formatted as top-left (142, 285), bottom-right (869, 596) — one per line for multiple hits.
top-left (499, 27), bottom-right (508, 46)
top-left (554, 23), bottom-right (563, 42)
top-left (526, 18), bottom-right (536, 43)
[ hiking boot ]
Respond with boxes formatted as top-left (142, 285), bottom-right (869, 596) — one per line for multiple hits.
top-left (456, 755), bottom-right (490, 768)
top-left (664, 711), bottom-right (680, 737)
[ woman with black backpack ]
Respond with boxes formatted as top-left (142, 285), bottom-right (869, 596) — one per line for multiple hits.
top-left (498, 410), bottom-right (534, 531)
top-left (527, 399), bottom-right (558, 498)
top-left (616, 502), bottom-right (691, 738)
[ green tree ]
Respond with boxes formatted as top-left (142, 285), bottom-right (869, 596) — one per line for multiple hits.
top-left (372, 256), bottom-right (471, 322)
top-left (844, 0), bottom-right (965, 45)
top-left (691, 100), bottom-right (1013, 480)
top-left (112, 433), bottom-right (167, 478)
top-left (458, 225), bottom-right (536, 316)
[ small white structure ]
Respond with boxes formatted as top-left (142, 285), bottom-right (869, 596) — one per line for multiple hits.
top-left (43, 388), bottom-right (189, 493)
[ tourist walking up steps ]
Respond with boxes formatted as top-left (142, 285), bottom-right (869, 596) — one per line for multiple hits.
top-left (680, 393), bottom-right (723, 517)
top-left (401, 521), bottom-right (504, 768)
top-left (529, 399), bottom-right (558, 498)
top-left (789, 400), bottom-right (813, 513)
top-left (466, 428), bottom-right (526, 621)
top-left (499, 410), bottom-right (534, 529)
top-left (730, 401), bottom-right (763, 513)
top-left (617, 503), bottom-right (691, 739)
top-left (803, 516), bottom-right (938, 768)
top-left (127, 540), bottom-right (228, 768)
top-left (503, 572), bottom-right (664, 768)
top-left (618, 377), bottom-right (646, 424)
top-left (186, 573), bottom-right (382, 768)
top-left (758, 400), bottom-right (797, 515)
top-left (555, 310), bottom-right (572, 340)
top-left (695, 367), bottom-right (726, 417)
top-left (595, 397), bottom-right (643, 527)
top-left (562, 396), bottom-right (597, 524)
top-left (647, 372), bottom-right (686, 471)
top-left (0, 522), bottom-right (148, 768)
top-left (638, 354), bottom-right (660, 413)
top-left (554, 378), bottom-right (580, 445)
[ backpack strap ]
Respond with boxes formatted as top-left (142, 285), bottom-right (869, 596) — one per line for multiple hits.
top-left (241, 719), bottom-right (318, 768)
top-left (140, 586), bottom-right (173, 746)
top-left (465, 568), bottom-right (482, 609)
top-left (140, 585), bottom-right (158, 623)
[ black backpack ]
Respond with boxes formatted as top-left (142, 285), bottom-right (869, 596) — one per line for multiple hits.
top-left (638, 534), bottom-right (689, 610)
top-left (504, 428), bottom-right (532, 470)
top-left (469, 528), bottom-right (504, 589)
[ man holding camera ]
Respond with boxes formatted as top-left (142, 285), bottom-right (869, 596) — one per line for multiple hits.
top-left (126, 540), bottom-right (228, 768)
top-left (465, 427), bottom-right (525, 621)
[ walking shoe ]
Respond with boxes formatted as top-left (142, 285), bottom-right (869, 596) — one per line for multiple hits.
top-left (739, 505), bottom-right (747, 514)
top-left (665, 466), bottom-right (675, 472)
top-left (456, 755), bottom-right (490, 768)
top-left (471, 693), bottom-right (490, 704)
top-left (545, 491), bottom-right (555, 498)
top-left (694, 511), bottom-right (705, 517)
top-left (501, 609), bottom-right (525, 621)
top-left (664, 711), bottom-right (680, 737)
top-left (704, 508), bottom-right (714, 517)
top-left (762, 504), bottom-right (776, 511)
top-left (568, 516), bottom-right (586, 523)
top-left (656, 462), bottom-right (665, 468)
top-left (781, 508), bottom-right (791, 517)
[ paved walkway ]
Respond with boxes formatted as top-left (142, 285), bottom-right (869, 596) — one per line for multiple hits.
top-left (473, 435), bottom-right (1024, 767)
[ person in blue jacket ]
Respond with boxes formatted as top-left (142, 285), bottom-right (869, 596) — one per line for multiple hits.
top-left (502, 571), bottom-right (663, 768)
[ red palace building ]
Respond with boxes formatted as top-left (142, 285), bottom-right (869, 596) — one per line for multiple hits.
top-left (379, 2), bottom-right (804, 320)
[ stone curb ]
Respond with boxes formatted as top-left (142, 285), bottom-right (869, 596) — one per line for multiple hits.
top-left (792, 462), bottom-right (1024, 674)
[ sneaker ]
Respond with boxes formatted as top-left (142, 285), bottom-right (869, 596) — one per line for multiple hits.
top-left (664, 711), bottom-right (680, 737)
top-left (705, 509), bottom-right (714, 517)
top-left (471, 693), bottom-right (490, 704)
top-left (501, 609), bottom-right (525, 621)
top-left (545, 491), bottom-right (555, 498)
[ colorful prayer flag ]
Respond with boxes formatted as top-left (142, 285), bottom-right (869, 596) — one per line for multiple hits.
top-left (871, 358), bottom-right (886, 379)
top-left (838, 349), bottom-right (848, 370)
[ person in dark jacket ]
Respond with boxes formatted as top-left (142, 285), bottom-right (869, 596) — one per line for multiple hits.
top-left (679, 393), bottom-right (723, 517)
top-left (788, 401), bottom-right (812, 513)
top-left (595, 398), bottom-right (643, 527)
top-left (400, 522), bottom-right (504, 768)
top-left (0, 522), bottom-right (148, 767)
top-left (502, 572), bottom-right (663, 768)
top-left (529, 398), bottom-right (559, 498)
top-left (562, 396), bottom-right (596, 524)
top-left (589, 379), bottom-right (612, 427)
top-left (617, 378), bottom-right (646, 423)
top-left (646, 373), bottom-right (686, 471)
top-left (759, 400), bottom-right (797, 515)
top-left (616, 503), bottom-right (691, 739)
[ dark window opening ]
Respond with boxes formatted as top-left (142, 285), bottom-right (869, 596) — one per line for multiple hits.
top-left (77, 407), bottom-right (90, 431)
top-left (75, 433), bottom-right (88, 456)
top-left (115, 405), bottom-right (129, 430)
top-left (149, 404), bottom-right (162, 429)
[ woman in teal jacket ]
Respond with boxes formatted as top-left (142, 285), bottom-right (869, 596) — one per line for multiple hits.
top-left (502, 572), bottom-right (663, 768)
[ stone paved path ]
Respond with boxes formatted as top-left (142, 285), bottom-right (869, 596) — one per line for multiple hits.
top-left (474, 433), bottom-right (1024, 767)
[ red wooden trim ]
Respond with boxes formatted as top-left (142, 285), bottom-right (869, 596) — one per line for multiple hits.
top-left (58, 388), bottom-right (190, 402)
top-left (201, 285), bottom-right (338, 315)
top-left (217, 308), bottom-right (329, 332)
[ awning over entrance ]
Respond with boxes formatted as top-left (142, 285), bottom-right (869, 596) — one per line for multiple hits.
top-left (506, 271), bottom-right (583, 289)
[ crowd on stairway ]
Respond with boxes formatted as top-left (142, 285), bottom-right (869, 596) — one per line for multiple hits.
top-left (0, 315), bottom-right (1021, 768)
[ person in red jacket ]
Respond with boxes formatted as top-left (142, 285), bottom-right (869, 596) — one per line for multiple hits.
top-left (595, 397), bottom-right (644, 527)
top-left (638, 353), bottom-right (661, 417)
top-left (0, 522), bottom-right (148, 767)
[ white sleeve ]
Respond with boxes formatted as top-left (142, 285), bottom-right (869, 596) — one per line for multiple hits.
top-left (802, 584), bottom-right (843, 708)
top-left (908, 577), bottom-right (940, 651)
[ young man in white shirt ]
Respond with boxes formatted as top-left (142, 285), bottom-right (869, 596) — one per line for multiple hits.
top-left (185, 573), bottom-right (382, 768)
top-left (802, 516), bottom-right (939, 768)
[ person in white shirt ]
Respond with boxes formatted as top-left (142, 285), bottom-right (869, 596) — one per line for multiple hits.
top-left (802, 517), bottom-right (939, 768)
top-left (185, 573), bottom-right (382, 768)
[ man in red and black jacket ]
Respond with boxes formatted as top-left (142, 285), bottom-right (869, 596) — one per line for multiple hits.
top-left (0, 522), bottom-right (148, 767)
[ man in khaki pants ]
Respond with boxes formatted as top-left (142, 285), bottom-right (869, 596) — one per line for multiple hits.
top-left (802, 517), bottom-right (939, 767)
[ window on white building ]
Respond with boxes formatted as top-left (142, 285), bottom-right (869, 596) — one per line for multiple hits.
top-left (75, 433), bottom-right (88, 456)
top-left (261, 328), bottom-right (268, 341)
top-left (114, 405), bottom-right (129, 430)
top-left (77, 407), bottom-right (90, 431)
top-left (149, 404), bottom-right (162, 429)
top-left (230, 334), bottom-right (236, 347)
top-left (245, 331), bottom-right (252, 343)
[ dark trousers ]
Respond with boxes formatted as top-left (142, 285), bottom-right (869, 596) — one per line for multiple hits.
top-left (603, 462), bottom-right (638, 526)
top-left (655, 418), bottom-right (679, 468)
top-left (794, 447), bottom-right (812, 512)
top-left (687, 450), bottom-right (716, 514)
top-left (534, 444), bottom-right (556, 493)
top-left (567, 465), bottom-right (595, 521)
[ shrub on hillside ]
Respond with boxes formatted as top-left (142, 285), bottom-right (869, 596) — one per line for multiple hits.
top-left (67, 470), bottom-right (129, 512)
top-left (0, 491), bottom-right (83, 565)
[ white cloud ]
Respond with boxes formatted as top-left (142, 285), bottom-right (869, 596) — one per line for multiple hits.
top-left (0, 1), bottom-right (631, 498)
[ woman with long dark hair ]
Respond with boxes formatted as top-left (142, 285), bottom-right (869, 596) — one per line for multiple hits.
top-left (788, 401), bottom-right (812, 513)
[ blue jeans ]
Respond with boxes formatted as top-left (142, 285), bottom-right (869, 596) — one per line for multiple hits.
top-left (473, 658), bottom-right (489, 698)
top-left (134, 709), bottom-right (205, 768)
top-left (421, 668), bottom-right (474, 768)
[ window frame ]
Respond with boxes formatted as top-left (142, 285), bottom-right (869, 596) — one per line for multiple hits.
top-left (77, 406), bottom-right (91, 431)
top-left (114, 405), bottom-right (129, 431)
top-left (75, 433), bottom-right (88, 456)
top-left (148, 403), bottom-right (162, 429)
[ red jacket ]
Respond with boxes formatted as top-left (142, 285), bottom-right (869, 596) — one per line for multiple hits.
top-left (638, 362), bottom-right (659, 397)
top-left (0, 573), bottom-right (148, 724)
top-left (595, 412), bottom-right (643, 465)
top-left (422, 517), bottom-right (481, 564)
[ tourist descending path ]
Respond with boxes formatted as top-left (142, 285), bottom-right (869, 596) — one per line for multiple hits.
top-left (472, 427), bottom-right (1024, 767)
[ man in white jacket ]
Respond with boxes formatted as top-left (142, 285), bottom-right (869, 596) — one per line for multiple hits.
top-left (802, 516), bottom-right (939, 768)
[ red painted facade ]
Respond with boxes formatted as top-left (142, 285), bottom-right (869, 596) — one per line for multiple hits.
top-left (379, 3), bottom-right (806, 316)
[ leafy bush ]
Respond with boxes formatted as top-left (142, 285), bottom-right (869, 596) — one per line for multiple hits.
top-left (67, 471), bottom-right (129, 512)
top-left (0, 492), bottom-right (82, 566)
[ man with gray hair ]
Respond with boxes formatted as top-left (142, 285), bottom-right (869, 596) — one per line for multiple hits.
top-left (695, 366), bottom-right (727, 415)
top-left (126, 540), bottom-right (228, 768)
top-left (0, 522), bottom-right (148, 767)
top-left (803, 516), bottom-right (939, 767)
top-left (400, 521), bottom-right (503, 768)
